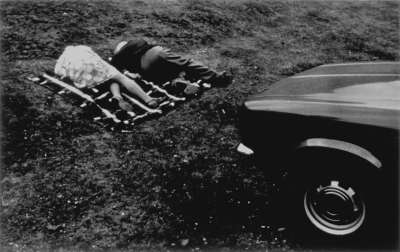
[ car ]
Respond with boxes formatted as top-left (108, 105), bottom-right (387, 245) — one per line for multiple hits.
top-left (237, 61), bottom-right (399, 249)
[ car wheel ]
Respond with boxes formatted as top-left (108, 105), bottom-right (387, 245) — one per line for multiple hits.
top-left (282, 149), bottom-right (387, 249)
top-left (303, 178), bottom-right (366, 237)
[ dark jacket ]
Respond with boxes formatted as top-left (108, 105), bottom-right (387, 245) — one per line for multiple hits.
top-left (110, 38), bottom-right (154, 73)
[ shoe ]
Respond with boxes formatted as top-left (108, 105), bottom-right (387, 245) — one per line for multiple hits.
top-left (184, 83), bottom-right (200, 95)
top-left (172, 78), bottom-right (200, 95)
top-left (210, 71), bottom-right (233, 87)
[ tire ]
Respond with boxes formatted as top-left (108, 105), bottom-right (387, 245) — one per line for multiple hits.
top-left (281, 148), bottom-right (393, 250)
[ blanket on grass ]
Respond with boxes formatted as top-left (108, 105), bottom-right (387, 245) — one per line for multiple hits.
top-left (28, 71), bottom-right (211, 131)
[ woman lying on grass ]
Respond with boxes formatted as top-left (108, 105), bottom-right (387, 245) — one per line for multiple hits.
top-left (54, 45), bottom-right (160, 110)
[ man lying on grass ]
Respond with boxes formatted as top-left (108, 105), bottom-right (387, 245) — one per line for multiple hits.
top-left (54, 45), bottom-right (162, 111)
top-left (111, 38), bottom-right (233, 90)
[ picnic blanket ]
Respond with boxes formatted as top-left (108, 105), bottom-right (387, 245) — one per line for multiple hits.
top-left (28, 71), bottom-right (211, 131)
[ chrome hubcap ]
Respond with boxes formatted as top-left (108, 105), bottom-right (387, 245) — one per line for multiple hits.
top-left (304, 180), bottom-right (366, 235)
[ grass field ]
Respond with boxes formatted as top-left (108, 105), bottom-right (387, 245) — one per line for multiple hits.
top-left (1, 0), bottom-right (399, 250)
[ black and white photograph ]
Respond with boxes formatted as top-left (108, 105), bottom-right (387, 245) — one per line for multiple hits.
top-left (1, 0), bottom-right (399, 251)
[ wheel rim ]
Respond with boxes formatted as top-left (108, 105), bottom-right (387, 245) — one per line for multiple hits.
top-left (304, 180), bottom-right (366, 235)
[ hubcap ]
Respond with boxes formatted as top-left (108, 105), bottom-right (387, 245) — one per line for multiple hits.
top-left (304, 180), bottom-right (366, 235)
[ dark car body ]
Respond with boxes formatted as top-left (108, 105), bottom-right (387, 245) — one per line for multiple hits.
top-left (238, 61), bottom-right (400, 248)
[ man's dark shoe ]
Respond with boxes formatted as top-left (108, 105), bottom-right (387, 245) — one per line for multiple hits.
top-left (184, 83), bottom-right (200, 95)
top-left (210, 71), bottom-right (233, 87)
top-left (172, 77), bottom-right (200, 95)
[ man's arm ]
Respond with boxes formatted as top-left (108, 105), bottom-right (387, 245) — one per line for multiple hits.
top-left (110, 54), bottom-right (125, 72)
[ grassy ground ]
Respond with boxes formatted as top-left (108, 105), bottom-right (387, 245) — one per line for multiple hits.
top-left (1, 0), bottom-right (399, 250)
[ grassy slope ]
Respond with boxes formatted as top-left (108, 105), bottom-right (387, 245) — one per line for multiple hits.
top-left (1, 0), bottom-right (399, 250)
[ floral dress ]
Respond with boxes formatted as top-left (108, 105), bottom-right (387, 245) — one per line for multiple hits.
top-left (54, 45), bottom-right (119, 89)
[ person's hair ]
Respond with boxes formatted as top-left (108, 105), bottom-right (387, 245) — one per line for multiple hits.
top-left (114, 41), bottom-right (128, 55)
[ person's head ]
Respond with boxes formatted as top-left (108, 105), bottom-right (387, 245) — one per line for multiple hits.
top-left (113, 41), bottom-right (128, 55)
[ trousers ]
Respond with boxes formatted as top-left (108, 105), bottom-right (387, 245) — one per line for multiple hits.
top-left (140, 46), bottom-right (218, 84)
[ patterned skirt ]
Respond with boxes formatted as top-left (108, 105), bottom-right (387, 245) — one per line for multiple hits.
top-left (54, 45), bottom-right (119, 89)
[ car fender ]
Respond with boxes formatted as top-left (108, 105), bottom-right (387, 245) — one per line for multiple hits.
top-left (296, 138), bottom-right (382, 169)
